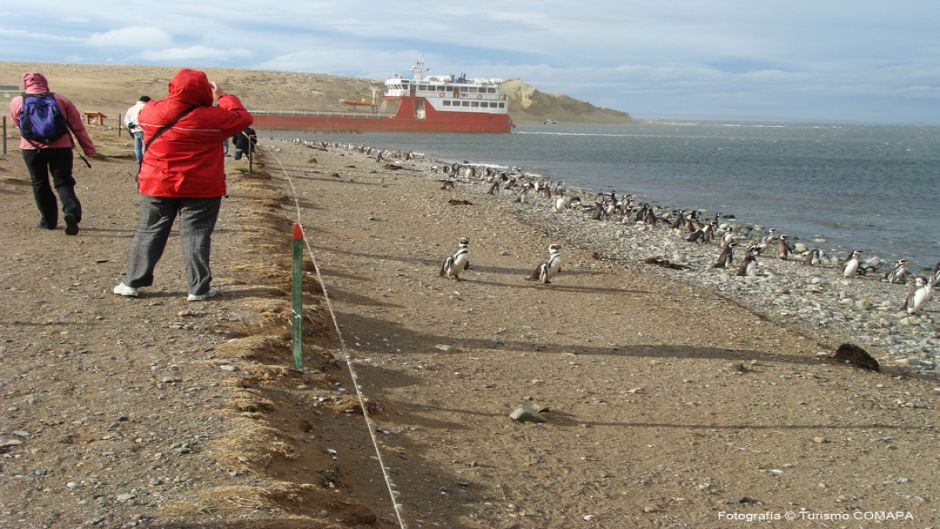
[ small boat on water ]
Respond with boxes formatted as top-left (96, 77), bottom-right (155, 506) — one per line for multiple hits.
top-left (252, 59), bottom-right (512, 133)
top-left (543, 119), bottom-right (558, 125)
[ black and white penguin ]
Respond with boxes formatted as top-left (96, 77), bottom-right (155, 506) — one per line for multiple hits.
top-left (720, 226), bottom-right (735, 248)
top-left (884, 258), bottom-right (909, 284)
top-left (440, 237), bottom-right (471, 281)
top-left (527, 243), bottom-right (562, 284)
top-left (901, 276), bottom-right (932, 315)
top-left (736, 250), bottom-right (758, 277)
top-left (842, 249), bottom-right (862, 279)
top-left (803, 248), bottom-right (821, 266)
top-left (754, 228), bottom-right (776, 256)
top-left (933, 262), bottom-right (940, 284)
top-left (776, 235), bottom-right (790, 260)
top-left (712, 242), bottom-right (737, 268)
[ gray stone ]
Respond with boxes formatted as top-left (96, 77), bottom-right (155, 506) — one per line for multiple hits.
top-left (509, 405), bottom-right (546, 423)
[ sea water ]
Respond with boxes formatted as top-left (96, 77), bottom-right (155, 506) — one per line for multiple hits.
top-left (272, 121), bottom-right (939, 271)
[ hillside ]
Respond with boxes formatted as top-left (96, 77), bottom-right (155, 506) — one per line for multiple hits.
top-left (502, 79), bottom-right (633, 123)
top-left (0, 62), bottom-right (631, 125)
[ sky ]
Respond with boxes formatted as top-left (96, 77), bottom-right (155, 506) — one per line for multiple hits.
top-left (2, 1), bottom-right (939, 124)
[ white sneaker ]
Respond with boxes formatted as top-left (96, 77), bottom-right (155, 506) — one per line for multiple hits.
top-left (187, 288), bottom-right (219, 302)
top-left (112, 283), bottom-right (139, 297)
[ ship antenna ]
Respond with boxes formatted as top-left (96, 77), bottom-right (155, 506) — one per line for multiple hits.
top-left (411, 56), bottom-right (425, 82)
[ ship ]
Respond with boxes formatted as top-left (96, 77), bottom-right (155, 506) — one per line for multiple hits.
top-left (250, 60), bottom-right (512, 133)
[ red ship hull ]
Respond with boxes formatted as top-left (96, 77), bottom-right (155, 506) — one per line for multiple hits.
top-left (251, 96), bottom-right (512, 134)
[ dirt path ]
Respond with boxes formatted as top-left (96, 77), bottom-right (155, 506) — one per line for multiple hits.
top-left (1, 132), bottom-right (938, 529)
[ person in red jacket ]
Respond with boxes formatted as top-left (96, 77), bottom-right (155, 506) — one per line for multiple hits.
top-left (113, 68), bottom-right (252, 301)
top-left (9, 72), bottom-right (96, 235)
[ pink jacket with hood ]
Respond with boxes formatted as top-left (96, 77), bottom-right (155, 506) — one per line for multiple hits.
top-left (8, 72), bottom-right (96, 156)
top-left (137, 68), bottom-right (252, 198)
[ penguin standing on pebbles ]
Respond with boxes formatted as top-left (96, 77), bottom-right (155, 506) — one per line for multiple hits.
top-left (712, 242), bottom-right (737, 268)
top-left (527, 244), bottom-right (562, 284)
top-left (440, 237), bottom-right (471, 281)
top-left (884, 258), bottom-right (909, 284)
top-left (776, 235), bottom-right (791, 260)
top-left (843, 249), bottom-right (862, 279)
top-left (901, 276), bottom-right (933, 315)
top-left (803, 248), bottom-right (821, 266)
top-left (736, 249), bottom-right (758, 276)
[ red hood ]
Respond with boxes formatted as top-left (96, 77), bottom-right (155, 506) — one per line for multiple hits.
top-left (22, 72), bottom-right (50, 94)
top-left (166, 68), bottom-right (213, 106)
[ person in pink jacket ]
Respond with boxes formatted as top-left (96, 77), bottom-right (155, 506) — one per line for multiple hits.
top-left (9, 72), bottom-right (96, 235)
top-left (113, 68), bottom-right (252, 301)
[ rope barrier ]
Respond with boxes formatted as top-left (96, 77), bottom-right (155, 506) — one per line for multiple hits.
top-left (255, 142), bottom-right (409, 529)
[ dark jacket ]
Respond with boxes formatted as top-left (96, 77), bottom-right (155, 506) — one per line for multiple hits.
top-left (233, 127), bottom-right (257, 151)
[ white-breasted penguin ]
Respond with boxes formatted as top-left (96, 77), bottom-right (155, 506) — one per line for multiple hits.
top-left (440, 237), bottom-right (471, 281)
top-left (527, 243), bottom-right (562, 284)
top-left (842, 249), bottom-right (862, 279)
top-left (884, 258), bottom-right (909, 284)
top-left (736, 250), bottom-right (758, 276)
top-left (712, 242), bottom-right (737, 268)
top-left (803, 248), bottom-right (821, 266)
top-left (901, 276), bottom-right (933, 315)
top-left (720, 226), bottom-right (735, 248)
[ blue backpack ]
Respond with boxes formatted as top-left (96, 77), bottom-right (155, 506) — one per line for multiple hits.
top-left (19, 92), bottom-right (70, 144)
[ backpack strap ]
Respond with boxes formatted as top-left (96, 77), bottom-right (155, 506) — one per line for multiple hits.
top-left (144, 105), bottom-right (197, 152)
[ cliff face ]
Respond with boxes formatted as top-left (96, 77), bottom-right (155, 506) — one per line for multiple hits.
top-left (0, 62), bottom-right (632, 125)
top-left (501, 79), bottom-right (633, 124)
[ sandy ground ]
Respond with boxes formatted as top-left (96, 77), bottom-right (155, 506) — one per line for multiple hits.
top-left (1, 128), bottom-right (939, 529)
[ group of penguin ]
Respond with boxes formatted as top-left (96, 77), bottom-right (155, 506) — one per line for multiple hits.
top-left (434, 163), bottom-right (937, 317)
top-left (440, 238), bottom-right (563, 285)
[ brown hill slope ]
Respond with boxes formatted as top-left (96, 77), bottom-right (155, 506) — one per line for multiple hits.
top-left (502, 79), bottom-right (632, 123)
top-left (0, 62), bottom-right (630, 125)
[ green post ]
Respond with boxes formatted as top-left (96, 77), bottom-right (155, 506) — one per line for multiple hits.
top-left (292, 223), bottom-right (304, 371)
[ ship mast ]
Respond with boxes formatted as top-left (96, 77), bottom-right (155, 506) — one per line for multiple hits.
top-left (410, 57), bottom-right (425, 82)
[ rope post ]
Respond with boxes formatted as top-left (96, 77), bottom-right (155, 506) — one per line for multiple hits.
top-left (291, 222), bottom-right (304, 371)
top-left (118, 113), bottom-right (122, 137)
top-left (248, 137), bottom-right (253, 175)
top-left (2, 116), bottom-right (7, 156)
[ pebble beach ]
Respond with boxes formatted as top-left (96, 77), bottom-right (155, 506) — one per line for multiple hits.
top-left (314, 140), bottom-right (939, 374)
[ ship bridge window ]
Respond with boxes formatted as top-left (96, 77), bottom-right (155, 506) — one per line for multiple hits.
top-left (443, 100), bottom-right (451, 106)
top-left (462, 101), bottom-right (470, 107)
top-left (471, 101), bottom-right (480, 107)
top-left (498, 102), bottom-right (506, 108)
top-left (487, 87), bottom-right (496, 93)
top-left (418, 84), bottom-right (427, 90)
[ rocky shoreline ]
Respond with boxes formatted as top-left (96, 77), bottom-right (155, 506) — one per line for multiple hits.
top-left (301, 140), bottom-right (938, 375)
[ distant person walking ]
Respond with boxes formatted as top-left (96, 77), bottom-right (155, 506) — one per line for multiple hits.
top-left (124, 95), bottom-right (151, 164)
top-left (232, 126), bottom-right (257, 160)
top-left (113, 68), bottom-right (252, 301)
top-left (9, 72), bottom-right (96, 235)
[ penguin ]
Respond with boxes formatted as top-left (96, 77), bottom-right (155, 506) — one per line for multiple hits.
top-left (720, 226), bottom-right (735, 248)
top-left (901, 276), bottom-right (932, 315)
top-left (884, 258), bottom-right (909, 284)
top-left (440, 178), bottom-right (455, 190)
top-left (439, 237), bottom-right (471, 281)
top-left (736, 250), bottom-right (758, 276)
top-left (753, 227), bottom-right (776, 255)
top-left (933, 262), bottom-right (940, 285)
top-left (842, 249), bottom-right (862, 279)
top-left (712, 242), bottom-right (737, 268)
top-left (803, 248), bottom-right (821, 266)
top-left (527, 243), bottom-right (562, 284)
top-left (775, 235), bottom-right (790, 260)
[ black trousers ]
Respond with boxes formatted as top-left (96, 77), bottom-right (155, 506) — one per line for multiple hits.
top-left (22, 148), bottom-right (82, 229)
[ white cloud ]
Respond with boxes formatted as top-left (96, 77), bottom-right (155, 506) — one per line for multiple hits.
top-left (87, 26), bottom-right (173, 49)
top-left (139, 45), bottom-right (252, 62)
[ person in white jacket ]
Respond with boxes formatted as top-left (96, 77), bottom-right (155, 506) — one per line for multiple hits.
top-left (124, 95), bottom-right (151, 164)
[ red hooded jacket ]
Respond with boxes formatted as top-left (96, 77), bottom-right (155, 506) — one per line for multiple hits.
top-left (137, 69), bottom-right (252, 198)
